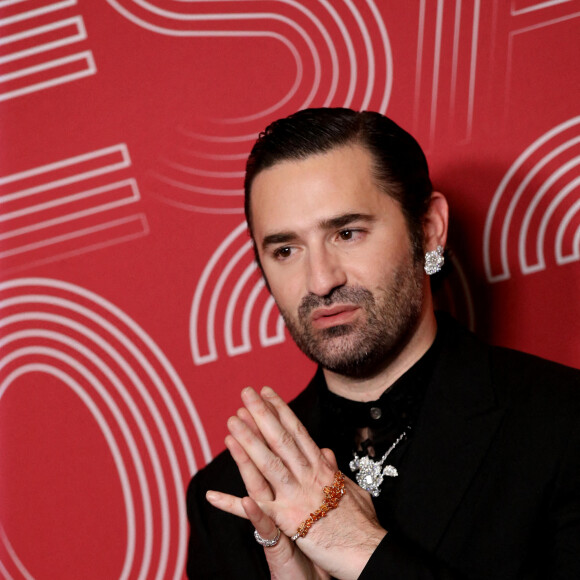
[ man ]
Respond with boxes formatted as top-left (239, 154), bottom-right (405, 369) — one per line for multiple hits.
top-left (186, 108), bottom-right (580, 579)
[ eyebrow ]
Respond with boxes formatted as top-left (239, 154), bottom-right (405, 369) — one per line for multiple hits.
top-left (261, 212), bottom-right (376, 250)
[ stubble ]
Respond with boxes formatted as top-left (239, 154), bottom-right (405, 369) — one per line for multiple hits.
top-left (279, 257), bottom-right (425, 378)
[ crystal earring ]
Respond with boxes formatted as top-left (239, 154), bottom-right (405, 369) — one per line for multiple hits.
top-left (424, 245), bottom-right (444, 275)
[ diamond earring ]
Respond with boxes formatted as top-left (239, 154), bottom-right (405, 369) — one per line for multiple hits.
top-left (424, 245), bottom-right (444, 275)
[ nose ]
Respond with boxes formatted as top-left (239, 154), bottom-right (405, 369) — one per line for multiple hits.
top-left (306, 245), bottom-right (347, 297)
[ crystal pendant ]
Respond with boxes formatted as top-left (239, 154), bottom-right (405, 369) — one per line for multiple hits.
top-left (349, 455), bottom-right (386, 497)
top-left (350, 429), bottom-right (407, 496)
top-left (383, 465), bottom-right (398, 477)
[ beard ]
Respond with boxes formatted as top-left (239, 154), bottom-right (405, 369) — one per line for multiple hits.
top-left (278, 255), bottom-right (425, 378)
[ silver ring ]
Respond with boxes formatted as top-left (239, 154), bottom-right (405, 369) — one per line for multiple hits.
top-left (290, 532), bottom-right (301, 542)
top-left (254, 527), bottom-right (281, 547)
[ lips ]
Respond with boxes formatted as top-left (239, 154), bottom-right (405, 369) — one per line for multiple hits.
top-left (310, 305), bottom-right (360, 328)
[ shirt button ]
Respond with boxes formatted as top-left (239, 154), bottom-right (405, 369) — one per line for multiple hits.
top-left (370, 407), bottom-right (382, 420)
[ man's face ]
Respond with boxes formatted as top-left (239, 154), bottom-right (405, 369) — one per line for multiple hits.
top-left (250, 143), bottom-right (427, 378)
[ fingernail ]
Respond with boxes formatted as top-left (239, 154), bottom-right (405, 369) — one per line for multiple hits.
top-left (241, 386), bottom-right (259, 401)
top-left (206, 491), bottom-right (217, 502)
top-left (261, 386), bottom-right (275, 397)
top-left (227, 416), bottom-right (241, 431)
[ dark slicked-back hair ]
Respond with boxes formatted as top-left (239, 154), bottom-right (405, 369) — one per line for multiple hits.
top-left (244, 107), bottom-right (433, 259)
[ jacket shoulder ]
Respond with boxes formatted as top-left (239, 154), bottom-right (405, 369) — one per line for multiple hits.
top-left (488, 345), bottom-right (580, 403)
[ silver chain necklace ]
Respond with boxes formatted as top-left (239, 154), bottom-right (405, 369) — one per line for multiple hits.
top-left (349, 430), bottom-right (408, 497)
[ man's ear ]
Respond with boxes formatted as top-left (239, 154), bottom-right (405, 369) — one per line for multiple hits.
top-left (422, 191), bottom-right (449, 252)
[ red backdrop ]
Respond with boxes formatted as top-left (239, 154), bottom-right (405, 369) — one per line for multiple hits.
top-left (1, 1), bottom-right (579, 578)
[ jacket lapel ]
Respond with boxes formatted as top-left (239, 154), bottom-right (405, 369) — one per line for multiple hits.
top-left (393, 318), bottom-right (506, 551)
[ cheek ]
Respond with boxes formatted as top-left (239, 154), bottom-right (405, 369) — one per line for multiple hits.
top-left (346, 254), bottom-right (391, 286)
top-left (273, 283), bottom-right (302, 312)
top-left (270, 280), bottom-right (304, 316)
top-left (265, 269), bottom-right (304, 311)
top-left (355, 239), bottom-right (407, 275)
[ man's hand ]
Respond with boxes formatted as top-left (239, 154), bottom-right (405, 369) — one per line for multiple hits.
top-left (206, 386), bottom-right (387, 580)
top-left (207, 415), bottom-right (329, 580)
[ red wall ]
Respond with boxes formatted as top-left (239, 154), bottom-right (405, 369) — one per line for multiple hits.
top-left (1, 1), bottom-right (579, 578)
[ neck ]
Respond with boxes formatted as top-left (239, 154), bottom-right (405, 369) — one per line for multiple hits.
top-left (323, 309), bottom-right (438, 402)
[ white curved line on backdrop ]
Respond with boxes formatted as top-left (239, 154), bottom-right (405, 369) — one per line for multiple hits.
top-left (212, 32), bottom-right (304, 122)
top-left (483, 116), bottom-right (580, 282)
top-left (343, 0), bottom-right (373, 109)
top-left (449, 0), bottom-right (462, 115)
top-left (260, 294), bottom-right (285, 347)
top-left (0, 522), bottom-right (33, 580)
top-left (146, 196), bottom-right (244, 214)
top-left (0, 278), bottom-right (211, 579)
top-left (178, 129), bottom-right (260, 144)
top-left (242, 277), bottom-right (269, 349)
top-left (538, 178), bottom-right (580, 268)
top-left (0, 316), bottom-right (172, 580)
top-left (429, 0), bottom-right (444, 144)
top-left (502, 142), bottom-right (580, 273)
top-left (556, 199), bottom-right (580, 264)
top-left (0, 304), bottom-right (196, 580)
top-left (414, 0), bottom-right (427, 126)
top-left (222, 0), bottom-right (393, 113)
top-left (0, 361), bottom-right (137, 580)
top-left (513, 137), bottom-right (580, 272)
top-left (224, 261), bottom-right (258, 357)
top-left (172, 0), bottom-right (393, 136)
top-left (467, 0), bottom-right (480, 139)
top-left (191, 222), bottom-right (282, 363)
top-left (203, 239), bottom-right (253, 358)
top-left (152, 172), bottom-right (242, 195)
top-left (108, 0), bottom-right (395, 123)
top-left (0, 308), bottom-right (182, 580)
top-left (0, 287), bottom-right (206, 468)
top-left (191, 221), bottom-right (247, 364)
top-left (3, 323), bottom-right (206, 577)
top-left (319, 0), bottom-right (356, 107)
top-left (110, 0), bottom-right (360, 120)
top-left (182, 149), bottom-right (248, 161)
top-left (0, 278), bottom-right (212, 470)
top-left (161, 160), bottom-right (244, 179)
top-left (167, 0), bottom-right (345, 105)
top-left (0, 331), bottom-right (157, 578)
top-left (448, 0), bottom-right (480, 139)
top-left (105, 0), bottom-right (316, 122)
top-left (519, 159), bottom-right (580, 273)
top-left (217, 0), bottom-right (338, 121)
top-left (366, 0), bottom-right (393, 113)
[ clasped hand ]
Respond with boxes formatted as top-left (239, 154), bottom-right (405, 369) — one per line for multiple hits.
top-left (206, 386), bottom-right (387, 580)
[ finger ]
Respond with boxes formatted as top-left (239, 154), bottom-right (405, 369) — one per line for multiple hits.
top-left (261, 386), bottom-right (325, 466)
top-left (205, 490), bottom-right (247, 519)
top-left (242, 496), bottom-right (281, 539)
top-left (225, 434), bottom-right (274, 501)
top-left (236, 406), bottom-right (267, 442)
top-left (238, 388), bottom-right (309, 476)
top-left (228, 413), bottom-right (297, 487)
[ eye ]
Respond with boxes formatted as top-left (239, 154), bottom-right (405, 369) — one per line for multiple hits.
top-left (273, 246), bottom-right (293, 260)
top-left (337, 228), bottom-right (364, 242)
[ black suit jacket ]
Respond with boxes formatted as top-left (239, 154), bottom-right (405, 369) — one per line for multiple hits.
top-left (186, 316), bottom-right (580, 579)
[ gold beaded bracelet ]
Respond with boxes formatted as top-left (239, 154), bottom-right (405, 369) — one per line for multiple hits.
top-left (290, 471), bottom-right (346, 541)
